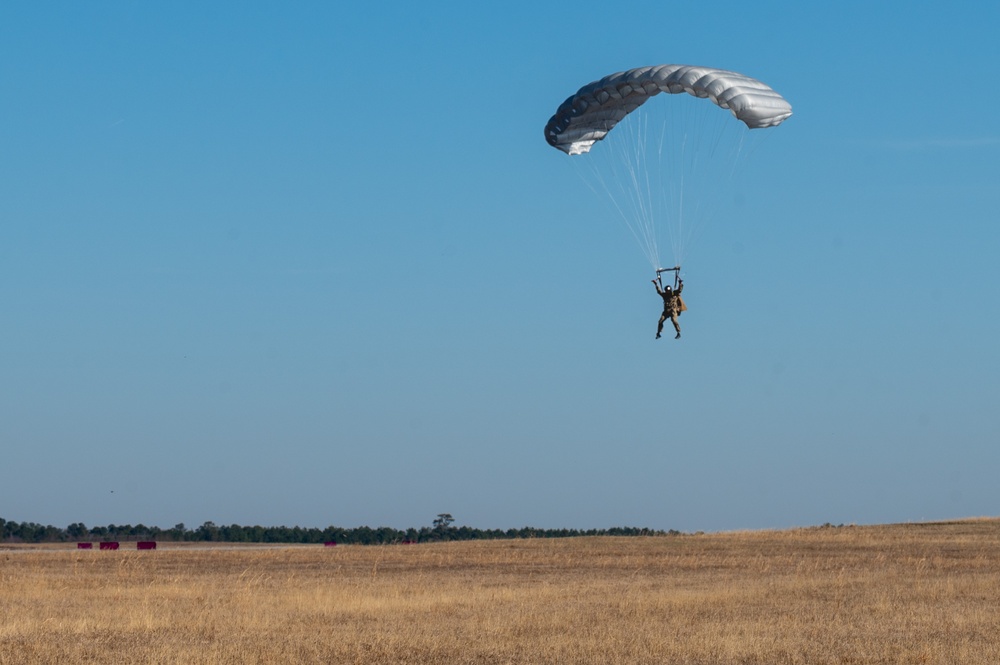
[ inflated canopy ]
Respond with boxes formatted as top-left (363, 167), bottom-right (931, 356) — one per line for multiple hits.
top-left (544, 65), bottom-right (792, 155)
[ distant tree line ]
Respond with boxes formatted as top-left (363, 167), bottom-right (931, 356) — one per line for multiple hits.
top-left (0, 514), bottom-right (679, 545)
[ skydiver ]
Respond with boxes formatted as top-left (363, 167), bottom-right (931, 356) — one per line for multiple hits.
top-left (653, 277), bottom-right (685, 339)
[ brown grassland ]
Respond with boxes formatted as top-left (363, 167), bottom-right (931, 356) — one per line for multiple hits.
top-left (2, 519), bottom-right (999, 664)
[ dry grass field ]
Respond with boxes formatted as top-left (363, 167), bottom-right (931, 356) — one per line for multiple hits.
top-left (2, 519), bottom-right (999, 664)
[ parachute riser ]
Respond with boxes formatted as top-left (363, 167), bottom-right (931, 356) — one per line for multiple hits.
top-left (656, 265), bottom-right (681, 289)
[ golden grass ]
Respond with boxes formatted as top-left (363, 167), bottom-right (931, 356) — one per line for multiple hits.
top-left (2, 520), bottom-right (1000, 664)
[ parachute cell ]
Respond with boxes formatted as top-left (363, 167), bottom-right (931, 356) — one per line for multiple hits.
top-left (544, 65), bottom-right (792, 156)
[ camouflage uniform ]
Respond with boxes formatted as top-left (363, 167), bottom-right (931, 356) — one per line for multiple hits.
top-left (654, 279), bottom-right (684, 339)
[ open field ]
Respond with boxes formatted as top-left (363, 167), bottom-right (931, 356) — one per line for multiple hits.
top-left (2, 520), bottom-right (999, 664)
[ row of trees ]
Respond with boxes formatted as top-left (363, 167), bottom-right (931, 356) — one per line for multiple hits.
top-left (0, 514), bottom-right (678, 545)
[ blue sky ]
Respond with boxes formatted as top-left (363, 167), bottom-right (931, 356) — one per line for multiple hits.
top-left (2, 2), bottom-right (998, 533)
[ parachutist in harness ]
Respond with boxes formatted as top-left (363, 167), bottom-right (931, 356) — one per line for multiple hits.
top-left (545, 66), bottom-right (789, 344)
top-left (653, 267), bottom-right (685, 340)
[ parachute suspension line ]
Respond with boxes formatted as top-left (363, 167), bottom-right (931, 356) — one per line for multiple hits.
top-left (680, 98), bottom-right (722, 263)
top-left (727, 125), bottom-right (776, 180)
top-left (574, 113), bottom-right (665, 271)
top-left (672, 128), bottom-right (688, 268)
top-left (551, 65), bottom-right (792, 277)
top-left (613, 111), bottom-right (659, 270)
top-left (576, 100), bottom-right (760, 274)
top-left (651, 116), bottom-right (668, 269)
top-left (574, 134), bottom-right (659, 271)
top-left (727, 130), bottom-right (750, 181)
top-left (669, 99), bottom-right (762, 268)
top-left (632, 111), bottom-right (660, 268)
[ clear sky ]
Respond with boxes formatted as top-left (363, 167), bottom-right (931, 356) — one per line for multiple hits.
top-left (2, 2), bottom-right (998, 534)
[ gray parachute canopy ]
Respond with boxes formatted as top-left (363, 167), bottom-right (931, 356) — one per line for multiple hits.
top-left (544, 65), bottom-right (792, 155)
